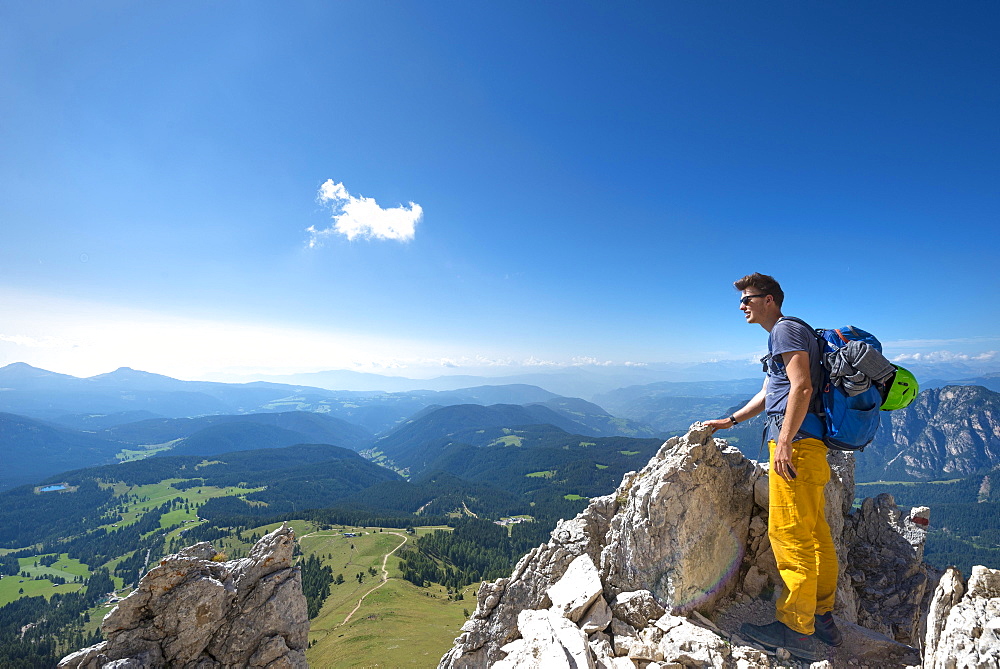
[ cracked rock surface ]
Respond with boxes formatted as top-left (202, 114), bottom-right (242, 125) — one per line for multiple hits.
top-left (58, 523), bottom-right (308, 669)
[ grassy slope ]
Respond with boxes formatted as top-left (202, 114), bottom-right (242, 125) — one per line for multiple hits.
top-left (4, 469), bottom-right (477, 668)
top-left (302, 526), bottom-right (475, 668)
top-left (1, 478), bottom-right (266, 606)
top-left (100, 479), bottom-right (265, 531)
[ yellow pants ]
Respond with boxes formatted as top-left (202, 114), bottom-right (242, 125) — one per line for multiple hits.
top-left (768, 437), bottom-right (838, 635)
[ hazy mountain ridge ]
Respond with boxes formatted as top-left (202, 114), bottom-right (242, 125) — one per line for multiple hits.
top-left (244, 361), bottom-right (769, 397)
top-left (0, 412), bottom-right (124, 490)
top-left (248, 358), bottom-right (1000, 399)
top-left (369, 403), bottom-right (601, 472)
top-left (0, 363), bottom-right (665, 491)
top-left (0, 410), bottom-right (376, 490)
top-left (920, 373), bottom-right (1000, 393)
top-left (106, 411), bottom-right (372, 450)
top-left (0, 363), bottom-right (642, 437)
top-left (529, 397), bottom-right (660, 438)
top-left (6, 361), bottom-right (1000, 491)
top-left (0, 362), bottom-right (339, 420)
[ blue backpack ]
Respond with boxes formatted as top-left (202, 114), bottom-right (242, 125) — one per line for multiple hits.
top-left (781, 317), bottom-right (885, 451)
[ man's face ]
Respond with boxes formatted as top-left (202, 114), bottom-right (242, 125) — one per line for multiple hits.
top-left (739, 288), bottom-right (771, 324)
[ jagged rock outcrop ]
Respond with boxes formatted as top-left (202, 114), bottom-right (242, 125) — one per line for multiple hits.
top-left (842, 493), bottom-right (934, 645)
top-left (862, 385), bottom-right (1000, 481)
top-left (440, 424), bottom-right (943, 668)
top-left (923, 565), bottom-right (1000, 668)
top-left (59, 523), bottom-right (308, 669)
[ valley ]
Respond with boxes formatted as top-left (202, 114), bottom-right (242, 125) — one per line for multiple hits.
top-left (1, 362), bottom-right (999, 667)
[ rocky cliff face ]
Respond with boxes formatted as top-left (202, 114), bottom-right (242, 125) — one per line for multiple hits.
top-left (861, 385), bottom-right (1000, 481)
top-left (58, 523), bottom-right (308, 669)
top-left (440, 424), bottom-right (946, 668)
top-left (923, 564), bottom-right (1000, 668)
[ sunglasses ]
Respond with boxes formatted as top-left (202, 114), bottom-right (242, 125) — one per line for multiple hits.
top-left (739, 294), bottom-right (768, 306)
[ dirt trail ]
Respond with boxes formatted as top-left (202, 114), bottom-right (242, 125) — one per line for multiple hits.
top-left (338, 532), bottom-right (408, 627)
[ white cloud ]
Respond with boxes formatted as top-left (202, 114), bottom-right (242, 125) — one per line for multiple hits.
top-left (892, 350), bottom-right (998, 363)
top-left (0, 334), bottom-right (70, 348)
top-left (571, 356), bottom-right (614, 367)
top-left (522, 357), bottom-right (561, 367)
top-left (884, 336), bottom-right (1000, 350)
top-left (308, 179), bottom-right (422, 245)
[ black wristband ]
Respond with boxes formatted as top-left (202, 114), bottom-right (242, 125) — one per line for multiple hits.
top-left (729, 415), bottom-right (739, 425)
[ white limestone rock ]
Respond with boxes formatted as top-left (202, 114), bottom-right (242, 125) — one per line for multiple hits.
top-left (494, 608), bottom-right (595, 669)
top-left (58, 523), bottom-right (308, 669)
top-left (651, 615), bottom-right (738, 667)
top-left (441, 494), bottom-right (619, 668)
top-left (923, 565), bottom-right (1000, 669)
top-left (601, 425), bottom-right (758, 616)
top-left (549, 553), bottom-right (605, 623)
top-left (588, 630), bottom-right (613, 656)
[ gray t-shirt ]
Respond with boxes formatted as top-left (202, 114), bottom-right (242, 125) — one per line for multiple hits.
top-left (764, 317), bottom-right (823, 417)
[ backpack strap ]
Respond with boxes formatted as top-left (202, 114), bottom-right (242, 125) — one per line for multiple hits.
top-left (774, 316), bottom-right (824, 416)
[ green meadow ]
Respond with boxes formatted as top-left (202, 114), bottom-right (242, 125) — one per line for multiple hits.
top-left (116, 440), bottom-right (180, 462)
top-left (301, 525), bottom-right (475, 668)
top-left (0, 554), bottom-right (92, 606)
top-left (98, 479), bottom-right (265, 532)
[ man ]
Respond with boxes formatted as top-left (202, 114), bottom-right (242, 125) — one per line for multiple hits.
top-left (704, 272), bottom-right (841, 663)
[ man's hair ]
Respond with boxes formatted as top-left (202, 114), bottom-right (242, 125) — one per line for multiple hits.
top-left (734, 272), bottom-right (784, 307)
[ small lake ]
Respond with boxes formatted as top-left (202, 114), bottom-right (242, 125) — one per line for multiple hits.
top-left (39, 484), bottom-right (68, 492)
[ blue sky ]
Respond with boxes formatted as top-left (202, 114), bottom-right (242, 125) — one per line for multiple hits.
top-left (1, 1), bottom-right (997, 382)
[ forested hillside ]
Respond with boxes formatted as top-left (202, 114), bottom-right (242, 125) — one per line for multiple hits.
top-left (0, 410), bottom-right (374, 490)
top-left (0, 413), bottom-right (123, 490)
top-left (104, 411), bottom-right (372, 450)
top-left (856, 468), bottom-right (1000, 576)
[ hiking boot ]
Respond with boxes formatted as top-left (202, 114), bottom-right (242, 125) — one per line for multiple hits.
top-left (740, 620), bottom-right (825, 662)
top-left (814, 611), bottom-right (843, 646)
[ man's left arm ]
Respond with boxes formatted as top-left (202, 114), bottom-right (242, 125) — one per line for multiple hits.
top-left (773, 349), bottom-right (812, 482)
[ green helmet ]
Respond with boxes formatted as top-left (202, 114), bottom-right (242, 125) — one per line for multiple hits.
top-left (881, 365), bottom-right (919, 411)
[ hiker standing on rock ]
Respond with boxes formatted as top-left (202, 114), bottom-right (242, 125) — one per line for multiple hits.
top-left (703, 272), bottom-right (842, 663)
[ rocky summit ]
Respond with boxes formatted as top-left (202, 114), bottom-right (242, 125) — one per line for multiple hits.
top-left (440, 424), bottom-right (1000, 668)
top-left (58, 523), bottom-right (308, 669)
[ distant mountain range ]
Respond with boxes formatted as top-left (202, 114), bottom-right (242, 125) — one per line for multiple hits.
top-left (104, 411), bottom-right (372, 450)
top-left (4, 361), bottom-right (1000, 491)
top-left (858, 385), bottom-right (1000, 482)
top-left (0, 363), bottom-right (658, 490)
top-left (0, 363), bottom-right (639, 434)
top-left (0, 410), bottom-right (375, 491)
top-left (236, 358), bottom-right (1000, 398)
top-left (919, 373), bottom-right (1000, 393)
top-left (593, 378), bottom-right (763, 433)
top-left (370, 403), bottom-right (594, 473)
top-left (0, 362), bottom-right (318, 420)
top-left (709, 385), bottom-right (1000, 484)
top-left (236, 361), bottom-right (766, 397)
